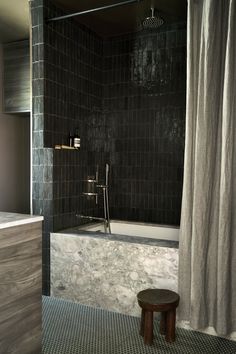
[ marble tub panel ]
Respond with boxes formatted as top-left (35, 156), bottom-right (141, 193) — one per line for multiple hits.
top-left (51, 233), bottom-right (179, 316)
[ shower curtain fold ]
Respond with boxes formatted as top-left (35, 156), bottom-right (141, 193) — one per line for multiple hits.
top-left (178, 0), bottom-right (236, 336)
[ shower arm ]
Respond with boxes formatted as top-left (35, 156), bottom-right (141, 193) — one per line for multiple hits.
top-left (46, 0), bottom-right (144, 23)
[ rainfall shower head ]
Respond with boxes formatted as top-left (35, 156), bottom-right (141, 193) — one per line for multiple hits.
top-left (142, 7), bottom-right (164, 29)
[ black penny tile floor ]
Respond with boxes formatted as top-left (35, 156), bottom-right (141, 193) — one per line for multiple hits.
top-left (42, 296), bottom-right (236, 354)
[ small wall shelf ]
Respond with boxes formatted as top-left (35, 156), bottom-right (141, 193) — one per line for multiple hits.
top-left (54, 145), bottom-right (79, 150)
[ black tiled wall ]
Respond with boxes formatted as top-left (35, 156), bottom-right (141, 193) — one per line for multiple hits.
top-left (43, 1), bottom-right (109, 232)
top-left (31, 0), bottom-right (186, 294)
top-left (104, 25), bottom-right (186, 225)
top-left (31, 0), bottom-right (53, 294)
top-left (31, 0), bottom-right (108, 294)
top-left (43, 8), bottom-right (104, 148)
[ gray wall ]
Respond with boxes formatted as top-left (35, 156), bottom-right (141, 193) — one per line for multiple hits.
top-left (0, 44), bottom-right (30, 213)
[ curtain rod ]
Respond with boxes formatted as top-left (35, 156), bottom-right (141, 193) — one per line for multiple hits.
top-left (46, 0), bottom-right (143, 23)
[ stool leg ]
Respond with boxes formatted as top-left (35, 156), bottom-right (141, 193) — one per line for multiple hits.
top-left (160, 312), bottom-right (167, 335)
top-left (140, 309), bottom-right (146, 336)
top-left (165, 309), bottom-right (176, 343)
top-left (144, 311), bottom-right (153, 345)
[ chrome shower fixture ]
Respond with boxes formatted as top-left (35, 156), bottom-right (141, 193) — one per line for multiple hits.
top-left (78, 164), bottom-right (111, 234)
top-left (142, 7), bottom-right (164, 29)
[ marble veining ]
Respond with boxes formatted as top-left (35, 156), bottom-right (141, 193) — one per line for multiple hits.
top-left (0, 212), bottom-right (43, 229)
top-left (51, 232), bottom-right (178, 316)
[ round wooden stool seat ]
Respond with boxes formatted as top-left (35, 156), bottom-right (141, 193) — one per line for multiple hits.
top-left (137, 289), bottom-right (180, 345)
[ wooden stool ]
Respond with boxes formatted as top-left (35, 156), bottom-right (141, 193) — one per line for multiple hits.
top-left (137, 289), bottom-right (180, 345)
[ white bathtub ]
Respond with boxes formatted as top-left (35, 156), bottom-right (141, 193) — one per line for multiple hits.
top-left (76, 220), bottom-right (179, 241)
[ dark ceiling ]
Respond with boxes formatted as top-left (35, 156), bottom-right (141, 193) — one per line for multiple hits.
top-left (52, 0), bottom-right (187, 37)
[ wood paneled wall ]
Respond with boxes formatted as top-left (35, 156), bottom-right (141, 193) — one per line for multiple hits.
top-left (3, 40), bottom-right (30, 113)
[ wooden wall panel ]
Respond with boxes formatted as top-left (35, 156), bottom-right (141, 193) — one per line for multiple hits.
top-left (3, 40), bottom-right (30, 113)
top-left (0, 222), bottom-right (42, 354)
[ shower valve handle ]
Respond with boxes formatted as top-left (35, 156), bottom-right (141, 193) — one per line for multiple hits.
top-left (96, 184), bottom-right (108, 189)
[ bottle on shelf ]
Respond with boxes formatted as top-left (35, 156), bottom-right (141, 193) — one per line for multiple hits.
top-left (73, 128), bottom-right (81, 149)
top-left (69, 131), bottom-right (74, 147)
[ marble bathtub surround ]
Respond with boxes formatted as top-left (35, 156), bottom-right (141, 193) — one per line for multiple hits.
top-left (51, 232), bottom-right (178, 316)
top-left (62, 228), bottom-right (179, 248)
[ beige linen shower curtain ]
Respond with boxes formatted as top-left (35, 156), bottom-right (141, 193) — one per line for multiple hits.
top-left (178, 0), bottom-right (236, 335)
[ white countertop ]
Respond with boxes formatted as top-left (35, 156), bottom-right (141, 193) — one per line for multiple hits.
top-left (0, 212), bottom-right (43, 230)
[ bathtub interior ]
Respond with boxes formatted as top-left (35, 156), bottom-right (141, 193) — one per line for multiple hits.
top-left (76, 220), bottom-right (179, 241)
